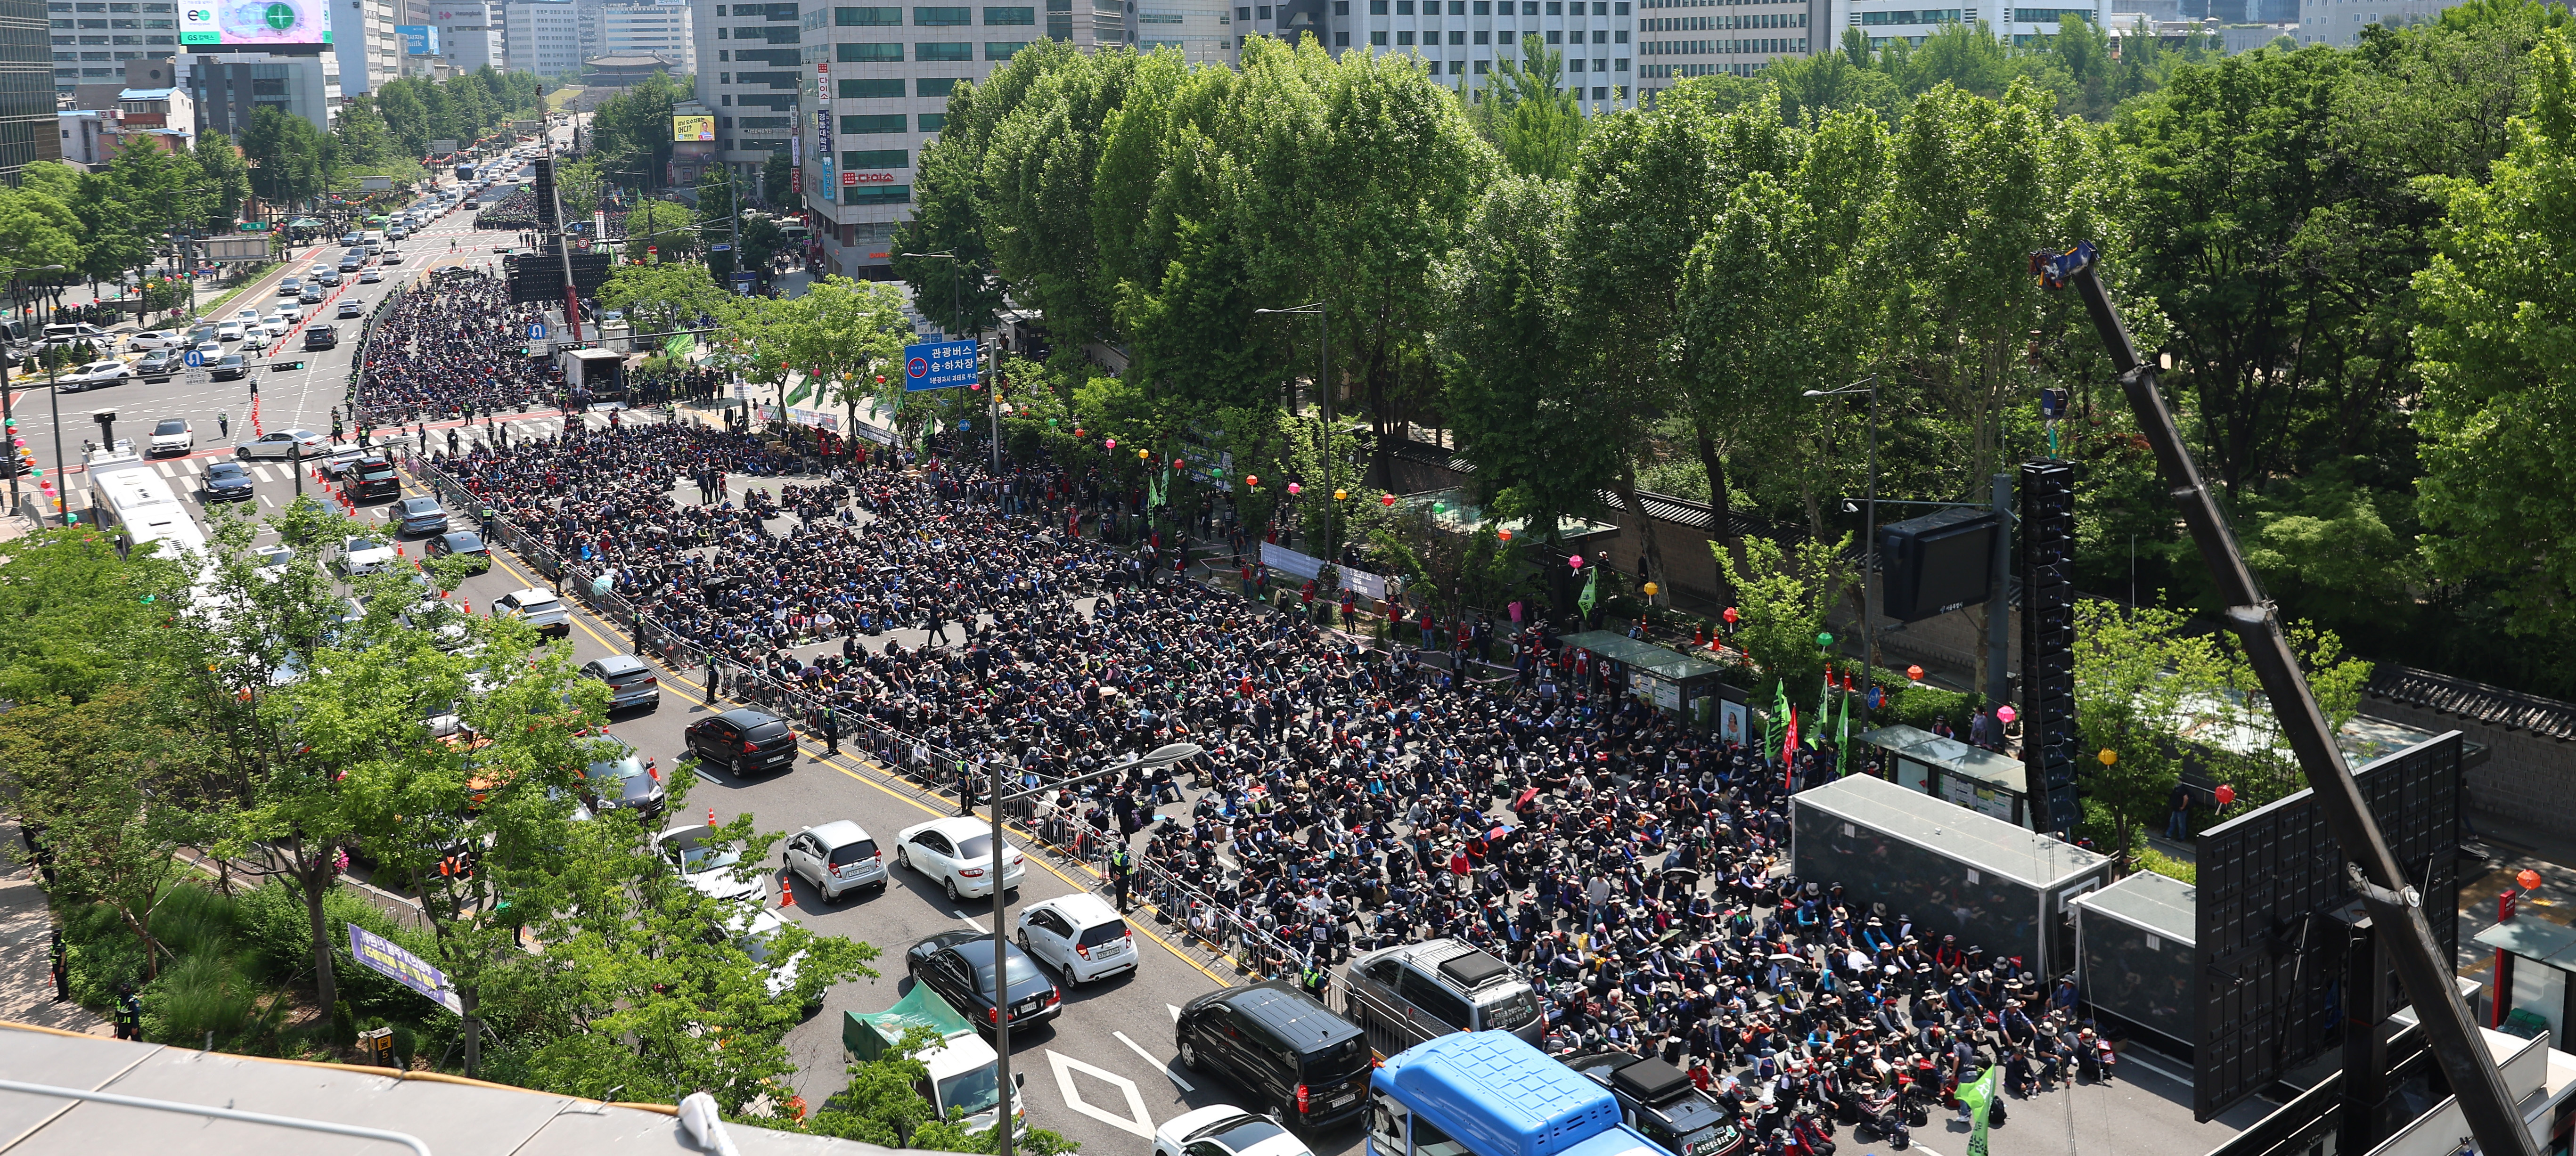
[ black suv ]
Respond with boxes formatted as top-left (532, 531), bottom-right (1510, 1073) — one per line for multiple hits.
top-left (1566, 1053), bottom-right (1749, 1156)
top-left (684, 708), bottom-right (798, 775)
top-left (303, 324), bottom-right (337, 350)
top-left (1176, 982), bottom-right (1372, 1130)
top-left (350, 456), bottom-right (400, 501)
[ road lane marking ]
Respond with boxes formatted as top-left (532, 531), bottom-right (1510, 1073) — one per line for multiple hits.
top-left (1047, 1050), bottom-right (1155, 1139)
top-left (1113, 1031), bottom-right (1191, 1092)
top-left (1169, 1004), bottom-right (1182, 1021)
top-left (960, 914), bottom-right (986, 933)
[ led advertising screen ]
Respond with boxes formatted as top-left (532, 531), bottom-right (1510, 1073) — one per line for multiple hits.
top-left (397, 24), bottom-right (438, 53)
top-left (182, 0), bottom-right (331, 46)
top-left (672, 114), bottom-right (715, 143)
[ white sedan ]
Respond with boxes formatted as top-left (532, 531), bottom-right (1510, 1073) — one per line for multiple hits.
top-left (236, 429), bottom-right (328, 458)
top-left (337, 535), bottom-right (395, 576)
top-left (893, 816), bottom-right (1025, 901)
top-left (126, 330), bottom-right (186, 350)
top-left (1153, 1108), bottom-right (1316, 1156)
top-left (653, 823), bottom-right (766, 904)
top-left (213, 321), bottom-right (246, 342)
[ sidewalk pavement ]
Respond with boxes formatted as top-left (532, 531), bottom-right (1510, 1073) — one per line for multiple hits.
top-left (0, 821), bottom-right (107, 1034)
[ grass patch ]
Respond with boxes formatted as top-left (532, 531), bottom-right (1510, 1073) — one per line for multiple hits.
top-left (2134, 845), bottom-right (2197, 884)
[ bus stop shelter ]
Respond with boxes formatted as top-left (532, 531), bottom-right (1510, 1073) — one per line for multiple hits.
top-left (1556, 630), bottom-right (1745, 733)
top-left (1855, 723), bottom-right (2036, 829)
top-left (2475, 915), bottom-right (2576, 1048)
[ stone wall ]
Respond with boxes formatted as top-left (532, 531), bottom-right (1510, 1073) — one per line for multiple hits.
top-left (2358, 694), bottom-right (2576, 845)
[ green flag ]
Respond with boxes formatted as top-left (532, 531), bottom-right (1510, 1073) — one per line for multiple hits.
top-left (1811, 668), bottom-right (1832, 747)
top-left (1960, 1065), bottom-right (1999, 1156)
top-left (1577, 567), bottom-right (1597, 617)
top-left (664, 333), bottom-right (696, 358)
top-left (782, 372), bottom-right (814, 409)
top-left (1836, 679), bottom-right (1853, 777)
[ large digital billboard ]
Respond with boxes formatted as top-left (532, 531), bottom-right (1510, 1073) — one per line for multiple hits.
top-left (182, 0), bottom-right (331, 46)
top-left (672, 114), bottom-right (715, 142)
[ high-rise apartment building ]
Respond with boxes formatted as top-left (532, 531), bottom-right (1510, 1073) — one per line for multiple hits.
top-left (507, 0), bottom-right (583, 75)
top-left (47, 0), bottom-right (182, 100)
top-left (582, 0), bottom-right (695, 68)
top-left (0, 0), bottom-right (59, 178)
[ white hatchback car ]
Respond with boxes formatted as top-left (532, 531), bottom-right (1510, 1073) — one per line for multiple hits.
top-left (781, 819), bottom-right (887, 904)
top-left (654, 823), bottom-right (766, 904)
top-left (894, 816), bottom-right (1026, 901)
top-left (1014, 892), bottom-right (1137, 985)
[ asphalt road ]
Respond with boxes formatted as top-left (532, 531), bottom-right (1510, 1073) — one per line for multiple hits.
top-left (70, 118), bottom-right (2247, 1156)
top-left (57, 145), bottom-right (1322, 1156)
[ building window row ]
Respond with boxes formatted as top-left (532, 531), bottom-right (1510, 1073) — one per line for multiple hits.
top-left (1643, 34), bottom-right (1801, 49)
top-left (1362, 0), bottom-right (1629, 11)
top-left (831, 4), bottom-right (1035, 22)
top-left (1853, 8), bottom-right (1958, 22)
top-left (835, 38), bottom-right (1027, 57)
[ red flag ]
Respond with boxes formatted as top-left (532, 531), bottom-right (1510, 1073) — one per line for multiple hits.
top-left (1783, 708), bottom-right (1800, 790)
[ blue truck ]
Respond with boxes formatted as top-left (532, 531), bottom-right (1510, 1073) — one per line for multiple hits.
top-left (1366, 1032), bottom-right (1667, 1156)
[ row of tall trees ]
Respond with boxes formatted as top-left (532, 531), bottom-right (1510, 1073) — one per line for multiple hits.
top-left (897, 0), bottom-right (2576, 704)
top-left (0, 137), bottom-right (250, 317)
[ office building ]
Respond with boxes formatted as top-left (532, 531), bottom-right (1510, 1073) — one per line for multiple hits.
top-left (1831, 0), bottom-right (2111, 54)
top-left (2297, 0), bottom-right (2454, 45)
top-left (335, 0), bottom-right (406, 92)
top-left (425, 1), bottom-right (504, 71)
top-left (689, 0), bottom-right (797, 186)
top-left (188, 50), bottom-right (342, 136)
top-left (582, 0), bottom-right (694, 69)
top-left (47, 0), bottom-right (181, 101)
top-left (507, 0), bottom-right (583, 75)
top-left (1258, 0), bottom-right (1634, 108)
top-left (1635, 0), bottom-right (1815, 96)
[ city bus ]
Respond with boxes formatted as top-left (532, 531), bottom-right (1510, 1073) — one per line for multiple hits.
top-left (1367, 1033), bottom-right (1662, 1156)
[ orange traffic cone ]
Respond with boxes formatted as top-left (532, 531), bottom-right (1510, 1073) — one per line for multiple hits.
top-left (461, 599), bottom-right (470, 614)
top-left (779, 874), bottom-right (796, 909)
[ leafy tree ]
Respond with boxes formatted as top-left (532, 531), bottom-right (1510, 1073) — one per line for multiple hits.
top-left (1468, 34), bottom-right (1588, 179)
top-left (695, 166), bottom-right (744, 279)
top-left (1437, 176), bottom-right (1618, 545)
top-left (623, 200), bottom-right (696, 262)
top-left (587, 73), bottom-right (685, 190)
top-left (0, 686), bottom-right (193, 977)
top-left (193, 134), bottom-right (252, 233)
top-left (762, 149), bottom-right (794, 206)
top-left (239, 107), bottom-right (330, 205)
top-left (604, 261), bottom-right (732, 338)
top-left (2412, 24), bottom-right (2576, 639)
top-left (1711, 533), bottom-right (1850, 706)
top-left (333, 96), bottom-right (402, 169)
top-left (0, 526), bottom-right (170, 703)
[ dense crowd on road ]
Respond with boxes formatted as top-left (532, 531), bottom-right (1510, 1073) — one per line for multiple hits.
top-left (413, 418), bottom-right (2117, 1147)
top-left (354, 269), bottom-right (565, 422)
top-left (355, 241), bottom-right (2117, 1148)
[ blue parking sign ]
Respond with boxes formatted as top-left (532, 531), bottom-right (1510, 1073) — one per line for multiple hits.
top-left (903, 340), bottom-right (978, 391)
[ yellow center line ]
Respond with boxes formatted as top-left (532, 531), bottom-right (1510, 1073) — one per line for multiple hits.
top-left (440, 505), bottom-right (1241, 992)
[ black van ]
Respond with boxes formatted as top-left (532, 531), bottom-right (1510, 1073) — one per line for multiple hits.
top-left (1176, 982), bottom-right (1371, 1131)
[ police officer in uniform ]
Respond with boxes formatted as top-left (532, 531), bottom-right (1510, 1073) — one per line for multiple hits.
top-left (1109, 843), bottom-right (1133, 912)
top-left (113, 982), bottom-right (141, 1040)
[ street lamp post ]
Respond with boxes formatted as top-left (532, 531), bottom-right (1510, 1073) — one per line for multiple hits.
top-left (898, 251), bottom-right (998, 474)
top-left (1, 263), bottom-right (67, 522)
top-left (1803, 375), bottom-right (1880, 678)
top-left (957, 741), bottom-right (1202, 1156)
top-left (1253, 304), bottom-right (1331, 556)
